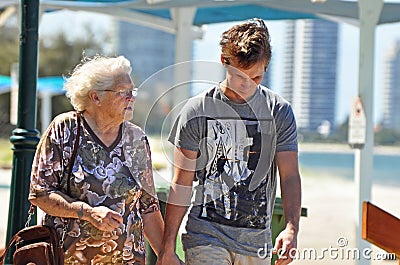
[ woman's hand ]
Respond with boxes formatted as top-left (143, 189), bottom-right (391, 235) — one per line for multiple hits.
top-left (85, 205), bottom-right (123, 232)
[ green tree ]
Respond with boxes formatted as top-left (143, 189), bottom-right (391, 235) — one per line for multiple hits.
top-left (375, 128), bottom-right (400, 146)
top-left (0, 17), bottom-right (19, 75)
top-left (0, 14), bottom-right (111, 77)
top-left (38, 24), bottom-right (111, 77)
top-left (0, 14), bottom-right (113, 134)
top-left (331, 116), bottom-right (349, 143)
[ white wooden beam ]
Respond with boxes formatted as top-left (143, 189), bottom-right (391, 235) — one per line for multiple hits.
top-left (355, 1), bottom-right (383, 265)
top-left (0, 5), bottom-right (16, 27)
top-left (171, 7), bottom-right (196, 106)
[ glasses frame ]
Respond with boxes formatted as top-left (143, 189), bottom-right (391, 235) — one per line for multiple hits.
top-left (98, 88), bottom-right (138, 99)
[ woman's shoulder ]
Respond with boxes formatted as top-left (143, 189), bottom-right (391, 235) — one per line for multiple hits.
top-left (42, 111), bottom-right (78, 134)
top-left (123, 121), bottom-right (143, 131)
top-left (123, 121), bottom-right (146, 138)
top-left (51, 111), bottom-right (78, 125)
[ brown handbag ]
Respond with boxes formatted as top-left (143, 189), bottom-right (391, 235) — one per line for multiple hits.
top-left (0, 113), bottom-right (81, 265)
top-left (0, 222), bottom-right (65, 265)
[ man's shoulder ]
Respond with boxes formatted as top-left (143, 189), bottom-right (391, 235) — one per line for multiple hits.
top-left (183, 86), bottom-right (219, 110)
top-left (258, 85), bottom-right (288, 105)
top-left (195, 85), bottom-right (219, 99)
top-left (258, 86), bottom-right (292, 114)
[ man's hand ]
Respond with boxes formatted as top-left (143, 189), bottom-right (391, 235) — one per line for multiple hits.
top-left (156, 250), bottom-right (184, 265)
top-left (273, 227), bottom-right (297, 265)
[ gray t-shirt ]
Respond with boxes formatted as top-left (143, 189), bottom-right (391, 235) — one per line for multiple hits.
top-left (168, 85), bottom-right (298, 256)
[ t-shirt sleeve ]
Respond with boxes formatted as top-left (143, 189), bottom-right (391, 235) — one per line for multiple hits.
top-left (274, 101), bottom-right (298, 152)
top-left (168, 98), bottom-right (203, 152)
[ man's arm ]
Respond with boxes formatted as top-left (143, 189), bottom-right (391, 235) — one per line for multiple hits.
top-left (156, 147), bottom-right (198, 265)
top-left (274, 151), bottom-right (301, 265)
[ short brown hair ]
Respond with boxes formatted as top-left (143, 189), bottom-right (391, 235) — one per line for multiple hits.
top-left (220, 18), bottom-right (271, 70)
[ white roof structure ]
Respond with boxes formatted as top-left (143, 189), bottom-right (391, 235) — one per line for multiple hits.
top-left (1, 1), bottom-right (398, 264)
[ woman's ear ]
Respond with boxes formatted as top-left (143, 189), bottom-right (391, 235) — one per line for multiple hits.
top-left (89, 90), bottom-right (101, 105)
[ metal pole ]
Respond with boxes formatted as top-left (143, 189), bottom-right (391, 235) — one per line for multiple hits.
top-left (355, 1), bottom-right (383, 265)
top-left (5, 0), bottom-right (40, 263)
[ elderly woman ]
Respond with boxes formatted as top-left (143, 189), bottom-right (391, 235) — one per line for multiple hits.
top-left (29, 55), bottom-right (164, 265)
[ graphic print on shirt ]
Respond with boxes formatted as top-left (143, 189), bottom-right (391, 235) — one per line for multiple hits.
top-left (199, 117), bottom-right (273, 229)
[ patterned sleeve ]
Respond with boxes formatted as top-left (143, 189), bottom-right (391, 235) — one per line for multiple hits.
top-left (29, 114), bottom-right (74, 199)
top-left (138, 136), bottom-right (160, 214)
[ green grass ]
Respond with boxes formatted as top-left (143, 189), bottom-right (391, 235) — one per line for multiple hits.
top-left (0, 138), bottom-right (12, 168)
top-left (148, 136), bottom-right (172, 171)
top-left (176, 235), bottom-right (185, 261)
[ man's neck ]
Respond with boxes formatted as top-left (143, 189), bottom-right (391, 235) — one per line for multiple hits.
top-left (219, 80), bottom-right (257, 103)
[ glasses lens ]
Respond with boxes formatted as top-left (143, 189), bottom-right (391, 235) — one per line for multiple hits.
top-left (119, 88), bottom-right (138, 98)
top-left (131, 88), bottom-right (138, 98)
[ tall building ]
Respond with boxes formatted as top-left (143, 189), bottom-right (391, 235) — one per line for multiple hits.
top-left (116, 21), bottom-right (176, 84)
top-left (282, 19), bottom-right (339, 133)
top-left (116, 22), bottom-right (176, 132)
top-left (382, 41), bottom-right (400, 131)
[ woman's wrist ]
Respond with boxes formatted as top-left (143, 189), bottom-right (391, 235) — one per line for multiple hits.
top-left (75, 201), bottom-right (91, 220)
top-left (78, 203), bottom-right (84, 219)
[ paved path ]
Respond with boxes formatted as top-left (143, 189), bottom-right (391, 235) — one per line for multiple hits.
top-left (0, 168), bottom-right (11, 247)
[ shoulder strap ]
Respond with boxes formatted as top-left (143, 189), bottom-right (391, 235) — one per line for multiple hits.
top-left (66, 112), bottom-right (81, 196)
top-left (0, 115), bottom-right (81, 263)
top-left (0, 232), bottom-right (20, 264)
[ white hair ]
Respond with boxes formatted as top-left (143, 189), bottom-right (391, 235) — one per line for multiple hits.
top-left (64, 55), bottom-right (132, 111)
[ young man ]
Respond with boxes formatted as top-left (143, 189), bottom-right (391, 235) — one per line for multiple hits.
top-left (157, 19), bottom-right (301, 265)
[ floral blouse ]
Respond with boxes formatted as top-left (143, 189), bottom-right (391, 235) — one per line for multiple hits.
top-left (29, 111), bottom-right (160, 265)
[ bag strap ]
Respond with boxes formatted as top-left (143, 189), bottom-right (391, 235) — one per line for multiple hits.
top-left (66, 112), bottom-right (81, 196)
top-left (0, 113), bottom-right (82, 264)
top-left (59, 112), bottom-right (81, 247)
top-left (0, 230), bottom-right (20, 264)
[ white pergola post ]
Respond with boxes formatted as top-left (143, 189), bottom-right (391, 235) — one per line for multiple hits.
top-left (355, 1), bottom-right (383, 264)
top-left (40, 92), bottom-right (52, 134)
top-left (171, 7), bottom-right (196, 106)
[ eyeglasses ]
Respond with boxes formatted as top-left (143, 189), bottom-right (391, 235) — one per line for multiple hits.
top-left (98, 88), bottom-right (138, 99)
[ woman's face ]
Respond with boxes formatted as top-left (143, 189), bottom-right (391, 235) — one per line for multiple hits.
top-left (100, 74), bottom-right (136, 122)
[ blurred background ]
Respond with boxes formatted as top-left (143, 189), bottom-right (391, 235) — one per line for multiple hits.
top-left (0, 6), bottom-right (399, 265)
top-left (1, 10), bottom-right (400, 146)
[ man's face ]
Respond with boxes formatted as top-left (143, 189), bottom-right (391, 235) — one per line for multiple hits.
top-left (225, 61), bottom-right (266, 94)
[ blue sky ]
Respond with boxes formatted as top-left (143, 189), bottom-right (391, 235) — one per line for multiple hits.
top-left (40, 10), bottom-right (400, 125)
